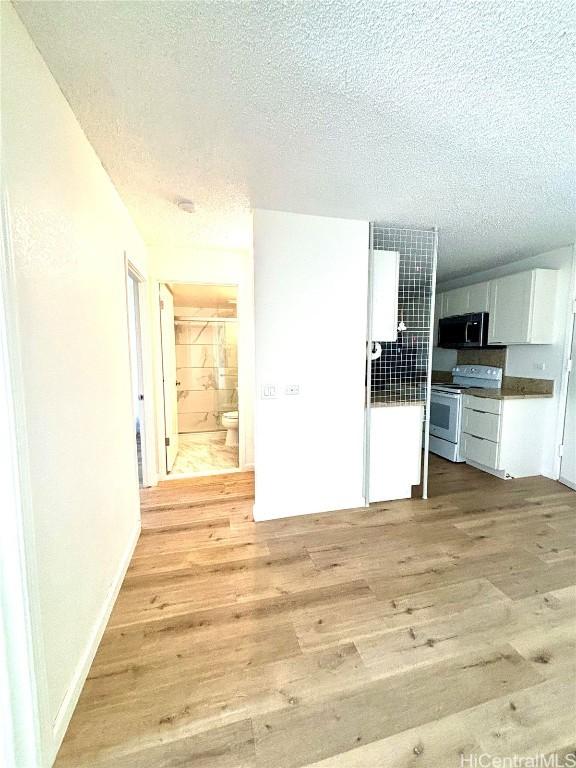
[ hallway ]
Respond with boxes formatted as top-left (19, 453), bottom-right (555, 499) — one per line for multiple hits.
top-left (53, 457), bottom-right (576, 766)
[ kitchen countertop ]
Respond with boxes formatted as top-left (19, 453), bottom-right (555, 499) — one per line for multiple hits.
top-left (431, 371), bottom-right (554, 400)
top-left (460, 387), bottom-right (553, 401)
top-left (372, 380), bottom-right (554, 407)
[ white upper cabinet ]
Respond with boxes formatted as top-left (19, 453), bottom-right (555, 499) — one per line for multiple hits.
top-left (433, 292), bottom-right (445, 345)
top-left (488, 269), bottom-right (558, 345)
top-left (444, 286), bottom-right (469, 316)
top-left (441, 281), bottom-right (489, 318)
top-left (436, 270), bottom-right (557, 346)
top-left (467, 281), bottom-right (490, 313)
top-left (372, 250), bottom-right (399, 341)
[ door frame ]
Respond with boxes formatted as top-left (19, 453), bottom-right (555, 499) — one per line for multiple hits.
top-left (124, 257), bottom-right (155, 488)
top-left (559, 312), bottom-right (576, 489)
top-left (158, 283), bottom-right (179, 473)
top-left (555, 247), bottom-right (576, 484)
top-left (153, 279), bottom-right (245, 478)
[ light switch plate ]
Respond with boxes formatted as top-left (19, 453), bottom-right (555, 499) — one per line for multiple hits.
top-left (262, 384), bottom-right (278, 399)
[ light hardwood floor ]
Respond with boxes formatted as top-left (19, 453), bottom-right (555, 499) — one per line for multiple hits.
top-left (55, 457), bottom-right (576, 767)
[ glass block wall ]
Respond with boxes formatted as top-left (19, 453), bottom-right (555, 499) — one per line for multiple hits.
top-left (370, 226), bottom-right (436, 406)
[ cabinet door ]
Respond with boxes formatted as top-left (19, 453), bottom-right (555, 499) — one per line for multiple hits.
top-left (464, 433), bottom-right (500, 469)
top-left (372, 250), bottom-right (399, 341)
top-left (369, 405), bottom-right (423, 501)
top-left (433, 293), bottom-right (445, 344)
top-left (488, 272), bottom-right (532, 344)
top-left (436, 292), bottom-right (446, 318)
top-left (444, 287), bottom-right (469, 316)
top-left (467, 282), bottom-right (490, 313)
top-left (463, 408), bottom-right (501, 442)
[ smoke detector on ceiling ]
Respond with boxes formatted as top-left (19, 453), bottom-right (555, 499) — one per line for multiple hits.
top-left (176, 198), bottom-right (196, 214)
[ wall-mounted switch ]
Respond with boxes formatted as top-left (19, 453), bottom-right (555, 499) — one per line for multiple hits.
top-left (262, 384), bottom-right (278, 399)
top-left (285, 384), bottom-right (300, 395)
top-left (534, 362), bottom-right (546, 371)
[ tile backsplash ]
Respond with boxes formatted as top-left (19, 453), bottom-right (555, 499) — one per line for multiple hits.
top-left (371, 227), bottom-right (436, 405)
top-left (457, 348), bottom-right (507, 369)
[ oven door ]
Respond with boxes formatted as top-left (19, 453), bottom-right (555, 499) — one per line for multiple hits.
top-left (429, 391), bottom-right (461, 443)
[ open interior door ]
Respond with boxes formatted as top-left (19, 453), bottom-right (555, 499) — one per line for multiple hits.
top-left (159, 284), bottom-right (179, 472)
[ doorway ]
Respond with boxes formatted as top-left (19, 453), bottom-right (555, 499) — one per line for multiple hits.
top-left (126, 264), bottom-right (147, 487)
top-left (159, 282), bottom-right (240, 477)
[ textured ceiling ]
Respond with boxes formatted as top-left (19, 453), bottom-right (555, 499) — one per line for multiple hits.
top-left (14, 0), bottom-right (575, 278)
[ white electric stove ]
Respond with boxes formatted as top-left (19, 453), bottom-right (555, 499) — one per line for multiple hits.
top-left (429, 365), bottom-right (503, 462)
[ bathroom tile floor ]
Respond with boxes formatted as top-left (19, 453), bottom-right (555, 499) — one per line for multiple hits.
top-left (170, 431), bottom-right (238, 475)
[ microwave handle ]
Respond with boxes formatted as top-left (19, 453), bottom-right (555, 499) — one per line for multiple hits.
top-left (464, 322), bottom-right (470, 344)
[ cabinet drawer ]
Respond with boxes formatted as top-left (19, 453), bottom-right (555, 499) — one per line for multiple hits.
top-left (463, 433), bottom-right (500, 469)
top-left (463, 394), bottom-right (502, 415)
top-left (463, 408), bottom-right (500, 442)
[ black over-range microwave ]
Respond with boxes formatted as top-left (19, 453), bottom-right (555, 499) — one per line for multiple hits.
top-left (438, 312), bottom-right (489, 348)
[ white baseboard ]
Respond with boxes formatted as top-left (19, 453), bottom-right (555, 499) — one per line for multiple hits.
top-left (466, 459), bottom-right (510, 480)
top-left (49, 519), bottom-right (140, 764)
top-left (559, 476), bottom-right (576, 491)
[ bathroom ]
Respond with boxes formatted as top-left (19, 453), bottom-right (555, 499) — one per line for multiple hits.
top-left (159, 282), bottom-right (240, 476)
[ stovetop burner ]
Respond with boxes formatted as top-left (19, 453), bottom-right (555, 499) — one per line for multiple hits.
top-left (431, 364), bottom-right (503, 394)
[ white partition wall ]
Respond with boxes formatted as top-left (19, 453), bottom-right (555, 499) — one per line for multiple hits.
top-left (2, 6), bottom-right (146, 762)
top-left (253, 210), bottom-right (369, 520)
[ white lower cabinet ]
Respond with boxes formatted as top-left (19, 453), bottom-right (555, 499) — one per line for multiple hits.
top-left (462, 407), bottom-right (500, 442)
top-left (369, 404), bottom-right (423, 501)
top-left (463, 433), bottom-right (500, 469)
top-left (462, 394), bottom-right (548, 478)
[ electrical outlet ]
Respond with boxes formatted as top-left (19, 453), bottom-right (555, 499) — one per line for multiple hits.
top-left (285, 384), bottom-right (300, 395)
top-left (262, 384), bottom-right (278, 399)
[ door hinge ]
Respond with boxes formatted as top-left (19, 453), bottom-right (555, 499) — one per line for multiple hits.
top-left (138, 394), bottom-right (144, 401)
top-left (165, 437), bottom-right (170, 447)
top-left (558, 444), bottom-right (564, 457)
top-left (567, 358), bottom-right (573, 374)
top-left (160, 299), bottom-right (165, 310)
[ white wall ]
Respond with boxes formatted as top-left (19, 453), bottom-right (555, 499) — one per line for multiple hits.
top-left (148, 244), bottom-right (255, 471)
top-left (253, 209), bottom-right (368, 520)
top-left (435, 246), bottom-right (575, 477)
top-left (1, 4), bottom-right (147, 762)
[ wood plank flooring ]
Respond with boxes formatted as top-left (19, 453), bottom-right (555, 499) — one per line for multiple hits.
top-left (55, 457), bottom-right (576, 767)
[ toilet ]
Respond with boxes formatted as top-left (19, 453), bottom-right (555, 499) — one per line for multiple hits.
top-left (221, 411), bottom-right (239, 447)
